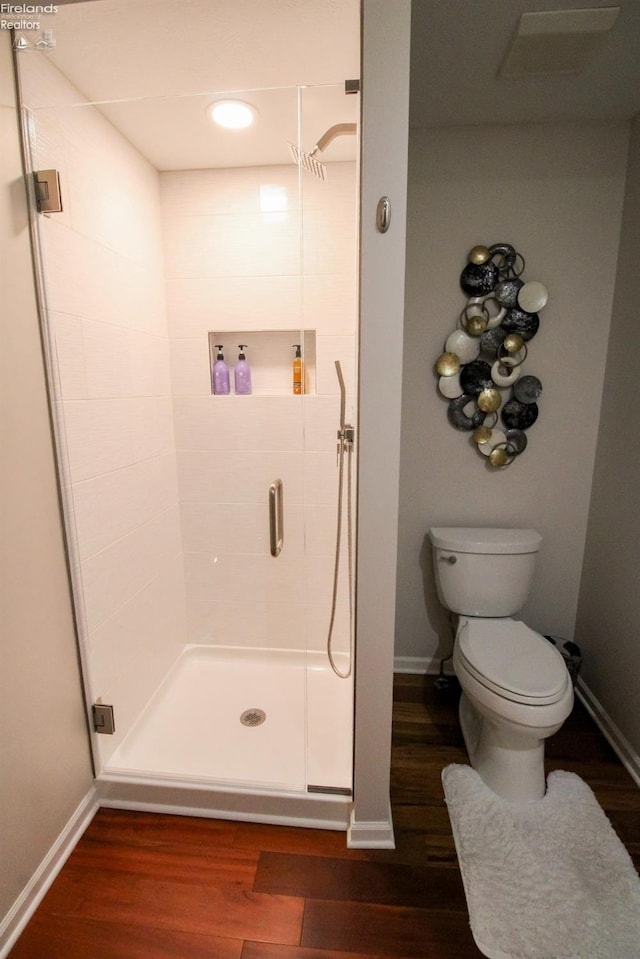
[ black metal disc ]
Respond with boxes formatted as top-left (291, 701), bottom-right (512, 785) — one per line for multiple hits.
top-left (494, 278), bottom-right (523, 308)
top-left (505, 428), bottom-right (528, 454)
top-left (501, 399), bottom-right (539, 430)
top-left (513, 375), bottom-right (543, 404)
top-left (488, 242), bottom-right (516, 260)
top-left (479, 326), bottom-right (507, 355)
top-left (460, 261), bottom-right (498, 296)
top-left (448, 395), bottom-right (487, 431)
top-left (460, 360), bottom-right (493, 396)
top-left (502, 307), bottom-right (540, 341)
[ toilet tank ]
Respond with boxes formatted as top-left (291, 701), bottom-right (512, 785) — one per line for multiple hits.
top-left (429, 527), bottom-right (542, 617)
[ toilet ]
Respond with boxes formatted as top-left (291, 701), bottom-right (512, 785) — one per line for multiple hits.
top-left (429, 527), bottom-right (574, 802)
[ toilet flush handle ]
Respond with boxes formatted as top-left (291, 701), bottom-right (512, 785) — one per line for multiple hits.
top-left (439, 554), bottom-right (457, 565)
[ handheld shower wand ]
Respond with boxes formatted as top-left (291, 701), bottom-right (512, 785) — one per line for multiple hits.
top-left (334, 360), bottom-right (354, 443)
top-left (335, 359), bottom-right (347, 430)
top-left (327, 361), bottom-right (355, 679)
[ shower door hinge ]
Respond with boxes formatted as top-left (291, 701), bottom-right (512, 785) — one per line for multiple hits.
top-left (34, 169), bottom-right (63, 214)
top-left (92, 703), bottom-right (115, 735)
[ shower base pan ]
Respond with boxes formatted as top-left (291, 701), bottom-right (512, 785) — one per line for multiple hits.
top-left (96, 645), bottom-right (354, 831)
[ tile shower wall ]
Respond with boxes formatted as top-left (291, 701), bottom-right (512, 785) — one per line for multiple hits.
top-left (20, 56), bottom-right (186, 762)
top-left (161, 163), bottom-right (357, 651)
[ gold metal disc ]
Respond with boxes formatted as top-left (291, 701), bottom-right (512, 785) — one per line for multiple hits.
top-left (465, 315), bottom-right (488, 336)
top-left (489, 447), bottom-right (509, 467)
top-left (477, 388), bottom-right (502, 413)
top-left (473, 425), bottom-right (492, 445)
top-left (503, 333), bottom-right (524, 354)
top-left (468, 245), bottom-right (491, 264)
top-left (436, 351), bottom-right (460, 376)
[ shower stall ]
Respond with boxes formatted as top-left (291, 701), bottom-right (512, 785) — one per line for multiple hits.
top-left (16, 7), bottom-right (361, 828)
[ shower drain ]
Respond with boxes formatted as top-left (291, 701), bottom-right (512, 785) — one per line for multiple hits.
top-left (240, 708), bottom-right (266, 727)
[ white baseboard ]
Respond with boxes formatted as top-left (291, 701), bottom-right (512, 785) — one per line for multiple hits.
top-left (575, 677), bottom-right (640, 789)
top-left (0, 787), bottom-right (98, 958)
top-left (393, 654), bottom-right (455, 675)
top-left (347, 802), bottom-right (396, 848)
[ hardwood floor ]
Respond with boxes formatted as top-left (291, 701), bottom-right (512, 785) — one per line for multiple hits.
top-left (9, 675), bottom-right (640, 958)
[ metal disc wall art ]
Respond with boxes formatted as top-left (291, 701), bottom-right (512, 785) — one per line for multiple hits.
top-left (436, 243), bottom-right (546, 468)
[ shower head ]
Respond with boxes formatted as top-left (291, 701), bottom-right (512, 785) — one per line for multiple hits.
top-left (289, 142), bottom-right (326, 181)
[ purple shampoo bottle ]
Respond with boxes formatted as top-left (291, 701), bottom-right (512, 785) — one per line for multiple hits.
top-left (212, 344), bottom-right (230, 395)
top-left (234, 344), bottom-right (252, 395)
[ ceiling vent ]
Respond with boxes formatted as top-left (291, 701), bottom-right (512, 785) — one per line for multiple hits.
top-left (499, 6), bottom-right (620, 78)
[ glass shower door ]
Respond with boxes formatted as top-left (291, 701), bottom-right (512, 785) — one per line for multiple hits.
top-left (297, 81), bottom-right (360, 792)
top-left (18, 45), bottom-right (357, 795)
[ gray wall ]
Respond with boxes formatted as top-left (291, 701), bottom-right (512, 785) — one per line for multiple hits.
top-left (397, 119), bottom-right (629, 667)
top-left (575, 115), bottom-right (640, 758)
top-left (0, 35), bottom-right (93, 926)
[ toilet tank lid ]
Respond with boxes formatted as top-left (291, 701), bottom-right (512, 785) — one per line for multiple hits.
top-left (429, 527), bottom-right (542, 554)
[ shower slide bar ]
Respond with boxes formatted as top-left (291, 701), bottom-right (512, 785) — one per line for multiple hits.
top-left (269, 479), bottom-right (283, 557)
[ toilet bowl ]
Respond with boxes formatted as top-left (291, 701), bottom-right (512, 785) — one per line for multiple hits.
top-left (453, 616), bottom-right (573, 800)
top-left (429, 527), bottom-right (574, 802)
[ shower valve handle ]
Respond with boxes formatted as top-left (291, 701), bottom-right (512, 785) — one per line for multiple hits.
top-left (336, 426), bottom-right (354, 465)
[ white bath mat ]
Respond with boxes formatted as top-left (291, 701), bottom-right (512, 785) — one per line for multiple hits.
top-left (442, 763), bottom-right (640, 959)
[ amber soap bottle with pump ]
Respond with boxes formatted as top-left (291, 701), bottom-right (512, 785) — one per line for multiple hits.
top-left (292, 344), bottom-right (304, 394)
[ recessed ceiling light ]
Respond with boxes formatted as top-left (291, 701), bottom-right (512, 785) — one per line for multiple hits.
top-left (209, 100), bottom-right (256, 129)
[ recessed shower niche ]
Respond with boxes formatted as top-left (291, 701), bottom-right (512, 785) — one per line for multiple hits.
top-left (206, 331), bottom-right (317, 395)
top-left (17, 0), bottom-right (360, 827)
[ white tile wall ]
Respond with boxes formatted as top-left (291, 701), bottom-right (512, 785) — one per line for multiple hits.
top-left (63, 398), bottom-right (135, 483)
top-left (72, 453), bottom-right (179, 561)
top-left (81, 321), bottom-right (132, 398)
top-left (180, 501), bottom-right (306, 557)
top-left (303, 273), bottom-right (358, 335)
top-left (305, 600), bottom-right (352, 655)
top-left (183, 551), bottom-right (306, 607)
top-left (304, 451), bottom-right (340, 505)
top-left (177, 450), bottom-right (305, 505)
top-left (170, 337), bottom-right (212, 396)
top-left (81, 506), bottom-right (182, 634)
top-left (22, 55), bottom-right (186, 765)
top-left (172, 395), bottom-right (305, 451)
top-left (302, 396), bottom-right (345, 451)
top-left (50, 312), bottom-right (87, 399)
top-left (161, 163), bottom-right (358, 653)
top-left (315, 335), bottom-right (357, 396)
top-left (88, 551), bottom-right (187, 756)
top-left (166, 275), bottom-right (302, 337)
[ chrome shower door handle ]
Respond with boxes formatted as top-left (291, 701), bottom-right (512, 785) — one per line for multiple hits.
top-left (269, 480), bottom-right (283, 557)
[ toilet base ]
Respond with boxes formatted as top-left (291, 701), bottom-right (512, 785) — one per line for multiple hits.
top-left (459, 692), bottom-right (546, 802)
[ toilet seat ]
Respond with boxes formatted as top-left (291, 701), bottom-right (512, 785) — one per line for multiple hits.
top-left (457, 618), bottom-right (569, 706)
